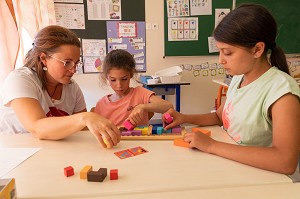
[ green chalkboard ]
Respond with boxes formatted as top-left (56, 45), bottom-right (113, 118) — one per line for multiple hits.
top-left (164, 1), bottom-right (233, 56)
top-left (235, 0), bottom-right (300, 54)
top-left (71, 0), bottom-right (145, 40)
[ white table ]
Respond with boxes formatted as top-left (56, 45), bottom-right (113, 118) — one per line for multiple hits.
top-left (1, 126), bottom-right (293, 198)
top-left (87, 183), bottom-right (300, 199)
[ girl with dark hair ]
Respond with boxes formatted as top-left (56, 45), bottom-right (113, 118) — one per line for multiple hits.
top-left (164, 4), bottom-right (300, 174)
top-left (94, 49), bottom-right (173, 126)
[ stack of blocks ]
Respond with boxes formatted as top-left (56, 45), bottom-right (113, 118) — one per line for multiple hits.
top-left (121, 113), bottom-right (182, 137)
top-left (64, 165), bottom-right (118, 182)
top-left (120, 125), bottom-right (182, 136)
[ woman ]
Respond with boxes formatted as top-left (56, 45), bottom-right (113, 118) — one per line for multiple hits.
top-left (0, 25), bottom-right (120, 148)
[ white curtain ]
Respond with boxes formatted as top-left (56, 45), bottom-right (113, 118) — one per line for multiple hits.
top-left (12, 0), bottom-right (56, 69)
top-left (0, 1), bottom-right (19, 88)
top-left (0, 0), bottom-right (56, 103)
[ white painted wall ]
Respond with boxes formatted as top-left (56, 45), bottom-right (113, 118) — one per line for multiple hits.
top-left (73, 0), bottom-right (226, 114)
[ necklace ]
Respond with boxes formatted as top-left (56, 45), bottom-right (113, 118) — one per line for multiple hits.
top-left (47, 84), bottom-right (58, 102)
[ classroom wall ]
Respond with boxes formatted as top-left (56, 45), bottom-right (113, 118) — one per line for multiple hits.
top-left (73, 0), bottom-right (225, 114)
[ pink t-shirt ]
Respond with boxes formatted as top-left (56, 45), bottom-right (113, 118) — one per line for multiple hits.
top-left (94, 86), bottom-right (155, 126)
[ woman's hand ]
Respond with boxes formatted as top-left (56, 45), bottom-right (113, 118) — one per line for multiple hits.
top-left (84, 113), bottom-right (121, 149)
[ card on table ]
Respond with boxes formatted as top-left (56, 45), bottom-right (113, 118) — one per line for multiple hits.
top-left (114, 146), bottom-right (148, 159)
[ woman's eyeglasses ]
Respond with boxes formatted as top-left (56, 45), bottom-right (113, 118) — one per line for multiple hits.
top-left (49, 55), bottom-right (83, 70)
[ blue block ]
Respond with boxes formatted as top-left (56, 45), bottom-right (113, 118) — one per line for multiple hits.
top-left (166, 128), bottom-right (172, 134)
top-left (157, 127), bottom-right (164, 135)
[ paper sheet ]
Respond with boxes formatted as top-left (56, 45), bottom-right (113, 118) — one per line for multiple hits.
top-left (0, 148), bottom-right (41, 178)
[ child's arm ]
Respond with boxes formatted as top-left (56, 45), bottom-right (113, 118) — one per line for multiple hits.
top-left (128, 95), bottom-right (173, 125)
top-left (164, 100), bottom-right (225, 129)
top-left (185, 93), bottom-right (300, 174)
top-left (145, 95), bottom-right (174, 113)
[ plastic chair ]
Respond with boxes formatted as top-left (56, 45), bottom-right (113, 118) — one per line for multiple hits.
top-left (216, 85), bottom-right (228, 110)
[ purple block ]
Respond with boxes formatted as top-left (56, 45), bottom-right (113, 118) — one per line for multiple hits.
top-left (131, 130), bottom-right (142, 136)
top-left (121, 131), bottom-right (132, 136)
top-left (171, 126), bottom-right (182, 135)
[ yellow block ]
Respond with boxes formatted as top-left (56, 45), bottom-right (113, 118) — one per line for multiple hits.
top-left (80, 165), bottom-right (93, 179)
top-left (134, 127), bottom-right (149, 135)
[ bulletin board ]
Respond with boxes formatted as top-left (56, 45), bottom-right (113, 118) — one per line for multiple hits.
top-left (107, 21), bottom-right (146, 71)
top-left (164, 0), bottom-right (233, 56)
top-left (235, 0), bottom-right (300, 54)
top-left (56, 0), bottom-right (145, 72)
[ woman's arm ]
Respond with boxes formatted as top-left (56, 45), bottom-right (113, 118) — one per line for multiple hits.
top-left (185, 93), bottom-right (300, 174)
top-left (10, 98), bottom-right (120, 148)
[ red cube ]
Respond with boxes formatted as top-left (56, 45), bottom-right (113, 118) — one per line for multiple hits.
top-left (110, 169), bottom-right (118, 180)
top-left (64, 166), bottom-right (74, 177)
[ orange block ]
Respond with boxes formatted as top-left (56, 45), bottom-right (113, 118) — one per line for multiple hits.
top-left (173, 138), bottom-right (190, 148)
top-left (80, 165), bottom-right (93, 179)
top-left (191, 127), bottom-right (211, 136)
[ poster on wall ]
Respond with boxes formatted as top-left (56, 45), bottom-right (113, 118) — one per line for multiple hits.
top-left (168, 17), bottom-right (198, 41)
top-left (87, 0), bottom-right (122, 20)
top-left (106, 21), bottom-right (146, 72)
top-left (81, 39), bottom-right (106, 73)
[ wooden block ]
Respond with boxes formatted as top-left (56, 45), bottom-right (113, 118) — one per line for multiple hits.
top-left (87, 171), bottom-right (102, 182)
top-left (80, 165), bottom-right (92, 179)
top-left (141, 127), bottom-right (149, 135)
top-left (110, 169), bottom-right (118, 180)
top-left (163, 113), bottom-right (173, 123)
top-left (64, 166), bottom-right (74, 177)
top-left (121, 131), bottom-right (132, 136)
top-left (120, 125), bottom-right (186, 140)
top-left (166, 128), bottom-right (172, 133)
top-left (157, 127), bottom-right (164, 135)
top-left (152, 126), bottom-right (158, 134)
top-left (173, 138), bottom-right (190, 148)
top-left (134, 127), bottom-right (148, 135)
top-left (124, 120), bottom-right (135, 130)
top-left (192, 127), bottom-right (211, 136)
top-left (98, 168), bottom-right (107, 182)
top-left (87, 168), bottom-right (107, 182)
top-left (131, 130), bottom-right (142, 136)
top-left (118, 127), bottom-right (125, 132)
top-left (172, 126), bottom-right (182, 134)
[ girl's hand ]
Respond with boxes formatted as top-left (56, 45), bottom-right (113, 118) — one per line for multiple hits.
top-left (85, 113), bottom-right (121, 149)
top-left (163, 108), bottom-right (185, 130)
top-left (184, 131), bottom-right (216, 153)
top-left (128, 104), bottom-right (146, 125)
